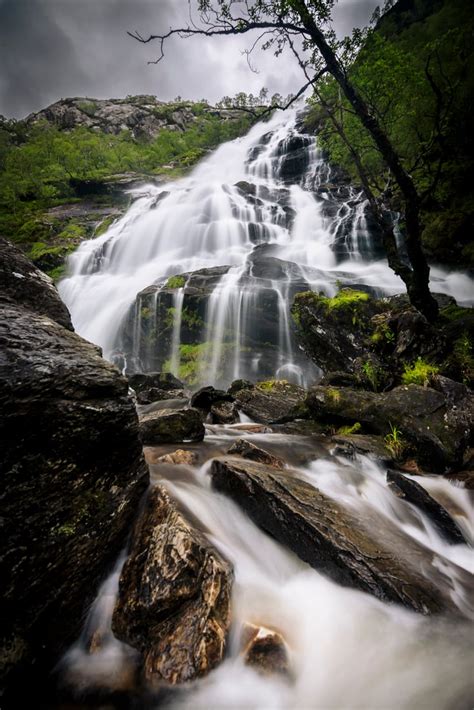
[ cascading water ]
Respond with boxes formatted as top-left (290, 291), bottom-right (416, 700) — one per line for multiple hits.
top-left (59, 107), bottom-right (474, 389)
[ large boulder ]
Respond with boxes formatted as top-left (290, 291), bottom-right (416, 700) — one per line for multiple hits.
top-left (210, 458), bottom-right (458, 615)
top-left (0, 237), bottom-right (73, 330)
top-left (231, 380), bottom-right (308, 424)
top-left (306, 382), bottom-right (473, 472)
top-left (0, 301), bottom-right (148, 691)
top-left (139, 408), bottom-right (205, 445)
top-left (112, 486), bottom-right (232, 684)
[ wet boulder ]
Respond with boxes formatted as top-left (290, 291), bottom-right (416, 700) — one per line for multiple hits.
top-left (386, 471), bottom-right (466, 544)
top-left (155, 449), bottom-right (198, 465)
top-left (306, 382), bottom-right (473, 473)
top-left (291, 289), bottom-right (383, 375)
top-left (210, 400), bottom-right (239, 424)
top-left (128, 371), bottom-right (184, 394)
top-left (227, 439), bottom-right (285, 469)
top-left (0, 299), bottom-right (148, 691)
top-left (210, 458), bottom-right (457, 614)
top-left (139, 407), bottom-right (204, 445)
top-left (231, 380), bottom-right (308, 425)
top-left (331, 434), bottom-right (393, 465)
top-left (112, 486), bottom-right (232, 684)
top-left (191, 385), bottom-right (234, 411)
top-left (0, 237), bottom-right (73, 330)
top-left (241, 624), bottom-right (290, 677)
top-left (135, 387), bottom-right (188, 405)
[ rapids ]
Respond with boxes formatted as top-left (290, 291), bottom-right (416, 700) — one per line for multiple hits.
top-left (60, 425), bottom-right (474, 709)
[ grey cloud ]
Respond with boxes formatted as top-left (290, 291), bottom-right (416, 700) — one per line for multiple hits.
top-left (0, 0), bottom-right (378, 119)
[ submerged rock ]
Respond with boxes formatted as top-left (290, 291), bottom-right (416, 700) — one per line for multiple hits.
top-left (210, 457), bottom-right (457, 614)
top-left (112, 486), bottom-right (232, 684)
top-left (139, 408), bottom-right (205, 445)
top-left (227, 439), bottom-right (285, 469)
top-left (242, 623), bottom-right (290, 677)
top-left (386, 470), bottom-right (466, 544)
top-left (0, 301), bottom-right (148, 690)
top-left (231, 380), bottom-right (308, 425)
top-left (306, 382), bottom-right (473, 472)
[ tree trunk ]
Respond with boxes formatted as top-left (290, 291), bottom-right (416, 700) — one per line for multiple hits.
top-left (291, 0), bottom-right (439, 321)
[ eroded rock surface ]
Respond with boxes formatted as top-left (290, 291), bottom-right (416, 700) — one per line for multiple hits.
top-left (242, 624), bottom-right (290, 677)
top-left (0, 301), bottom-right (148, 689)
top-left (231, 380), bottom-right (308, 425)
top-left (139, 408), bottom-right (204, 445)
top-left (210, 457), bottom-right (457, 614)
top-left (227, 439), bottom-right (285, 469)
top-left (112, 486), bottom-right (232, 684)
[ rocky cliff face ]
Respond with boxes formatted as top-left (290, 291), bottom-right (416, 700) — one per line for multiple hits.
top-left (0, 240), bottom-right (149, 697)
top-left (26, 95), bottom-right (245, 141)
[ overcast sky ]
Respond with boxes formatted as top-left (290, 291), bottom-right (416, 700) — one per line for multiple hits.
top-left (0, 0), bottom-right (379, 119)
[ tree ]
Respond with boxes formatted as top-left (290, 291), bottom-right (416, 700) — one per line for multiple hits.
top-left (129, 0), bottom-right (439, 320)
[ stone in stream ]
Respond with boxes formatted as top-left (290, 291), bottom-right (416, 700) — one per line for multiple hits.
top-left (227, 439), bottom-right (285, 469)
top-left (136, 387), bottom-right (188, 405)
top-left (191, 385), bottom-right (234, 410)
top-left (386, 470), bottom-right (466, 545)
top-left (128, 371), bottom-right (185, 393)
top-left (156, 449), bottom-right (198, 465)
top-left (241, 623), bottom-right (290, 677)
top-left (112, 485), bottom-right (232, 684)
top-left (0, 244), bottom-right (148, 694)
top-left (210, 457), bottom-right (459, 615)
top-left (306, 382), bottom-right (473, 473)
top-left (331, 434), bottom-right (393, 464)
top-left (210, 400), bottom-right (239, 424)
top-left (139, 407), bottom-right (205, 445)
top-left (231, 380), bottom-right (308, 425)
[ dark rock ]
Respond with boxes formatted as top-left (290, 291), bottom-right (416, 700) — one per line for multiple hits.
top-left (306, 383), bottom-right (473, 472)
top-left (210, 457), bottom-right (457, 614)
top-left (386, 470), bottom-right (466, 544)
top-left (128, 372), bottom-right (184, 393)
top-left (0, 237), bottom-right (73, 330)
top-left (227, 439), bottom-right (285, 469)
top-left (242, 624), bottom-right (289, 677)
top-left (210, 400), bottom-right (239, 424)
top-left (331, 434), bottom-right (393, 464)
top-left (228, 379), bottom-right (253, 395)
top-left (191, 386), bottom-right (233, 411)
top-left (0, 302), bottom-right (148, 690)
top-left (320, 371), bottom-right (360, 387)
top-left (112, 486), bottom-right (232, 684)
top-left (291, 289), bottom-right (384, 375)
top-left (136, 387), bottom-right (187, 405)
top-left (232, 380), bottom-right (308, 425)
top-left (139, 408), bottom-right (204, 445)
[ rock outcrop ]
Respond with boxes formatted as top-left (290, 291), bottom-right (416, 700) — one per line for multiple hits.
top-left (0, 242), bottom-right (148, 693)
top-left (227, 439), bottom-right (285, 469)
top-left (241, 624), bottom-right (290, 677)
top-left (306, 382), bottom-right (473, 472)
top-left (210, 457), bottom-right (458, 614)
top-left (112, 486), bottom-right (232, 684)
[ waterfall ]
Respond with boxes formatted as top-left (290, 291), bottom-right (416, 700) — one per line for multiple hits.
top-left (59, 107), bottom-right (474, 389)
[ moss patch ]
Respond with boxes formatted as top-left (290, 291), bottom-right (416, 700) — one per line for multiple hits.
top-left (402, 358), bottom-right (439, 386)
top-left (166, 275), bottom-right (186, 289)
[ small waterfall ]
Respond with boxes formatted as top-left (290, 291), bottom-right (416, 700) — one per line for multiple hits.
top-left (59, 106), bottom-right (474, 388)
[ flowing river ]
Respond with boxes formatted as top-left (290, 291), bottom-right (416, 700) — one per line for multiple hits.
top-left (58, 108), bottom-right (474, 708)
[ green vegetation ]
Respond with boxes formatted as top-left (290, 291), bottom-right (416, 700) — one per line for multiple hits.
top-left (292, 289), bottom-right (371, 328)
top-left (307, 0), bottom-right (474, 266)
top-left (370, 321), bottom-right (395, 346)
top-left (384, 423), bottom-right (406, 459)
top-left (337, 422), bottom-right (362, 436)
top-left (0, 104), bottom-right (254, 271)
top-left (361, 360), bottom-right (383, 392)
top-left (257, 379), bottom-right (290, 392)
top-left (402, 358), bottom-right (439, 386)
top-left (166, 275), bottom-right (186, 289)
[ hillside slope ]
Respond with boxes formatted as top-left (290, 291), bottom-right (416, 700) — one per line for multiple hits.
top-left (0, 96), bottom-right (254, 279)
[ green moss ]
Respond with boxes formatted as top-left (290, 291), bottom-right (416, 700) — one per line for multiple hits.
top-left (337, 422), bottom-right (362, 435)
top-left (28, 241), bottom-right (64, 261)
top-left (402, 358), bottom-right (439, 386)
top-left (95, 214), bottom-right (116, 236)
top-left (320, 289), bottom-right (370, 311)
top-left (327, 387), bottom-right (341, 404)
top-left (166, 275), bottom-right (186, 289)
top-left (256, 379), bottom-right (290, 392)
top-left (370, 321), bottom-right (395, 345)
top-left (439, 304), bottom-right (471, 322)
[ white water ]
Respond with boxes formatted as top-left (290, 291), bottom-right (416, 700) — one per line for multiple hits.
top-left (62, 428), bottom-right (474, 708)
top-left (59, 107), bottom-right (474, 388)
